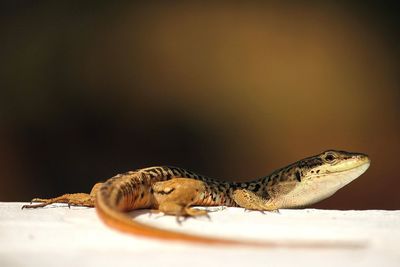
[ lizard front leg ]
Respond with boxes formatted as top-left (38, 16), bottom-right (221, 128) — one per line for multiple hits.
top-left (22, 183), bottom-right (103, 209)
top-left (232, 189), bottom-right (279, 211)
top-left (152, 178), bottom-right (208, 217)
top-left (232, 180), bottom-right (298, 211)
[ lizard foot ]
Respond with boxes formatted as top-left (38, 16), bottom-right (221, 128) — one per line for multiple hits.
top-left (175, 207), bottom-right (210, 224)
top-left (22, 193), bottom-right (95, 209)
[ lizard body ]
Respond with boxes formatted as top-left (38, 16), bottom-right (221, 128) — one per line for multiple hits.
top-left (22, 150), bottom-right (370, 246)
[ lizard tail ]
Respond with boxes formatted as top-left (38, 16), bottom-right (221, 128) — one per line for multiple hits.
top-left (95, 194), bottom-right (264, 246)
top-left (95, 197), bottom-right (365, 249)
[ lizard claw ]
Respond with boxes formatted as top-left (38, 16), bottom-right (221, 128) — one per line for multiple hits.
top-left (21, 202), bottom-right (51, 209)
top-left (176, 215), bottom-right (188, 225)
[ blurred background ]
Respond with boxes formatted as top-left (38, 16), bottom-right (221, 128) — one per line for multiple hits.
top-left (1, 1), bottom-right (399, 209)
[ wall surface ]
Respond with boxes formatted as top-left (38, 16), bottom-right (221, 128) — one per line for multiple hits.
top-left (1, 203), bottom-right (400, 267)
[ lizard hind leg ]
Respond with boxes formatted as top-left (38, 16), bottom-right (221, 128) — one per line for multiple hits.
top-left (21, 182), bottom-right (103, 209)
top-left (22, 193), bottom-right (93, 209)
top-left (152, 178), bottom-right (209, 218)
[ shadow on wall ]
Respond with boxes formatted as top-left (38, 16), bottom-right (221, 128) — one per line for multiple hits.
top-left (0, 2), bottom-right (399, 209)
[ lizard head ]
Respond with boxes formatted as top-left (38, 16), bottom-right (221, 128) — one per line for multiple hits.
top-left (302, 150), bottom-right (370, 176)
top-left (273, 150), bottom-right (370, 208)
top-left (294, 150), bottom-right (370, 205)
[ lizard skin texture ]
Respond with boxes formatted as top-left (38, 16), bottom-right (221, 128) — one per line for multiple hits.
top-left (22, 150), bottom-right (370, 246)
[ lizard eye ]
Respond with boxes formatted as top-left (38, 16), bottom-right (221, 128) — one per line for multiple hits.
top-left (325, 154), bottom-right (335, 161)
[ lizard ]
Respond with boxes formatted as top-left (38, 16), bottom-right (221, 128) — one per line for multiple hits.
top-left (22, 150), bottom-right (370, 246)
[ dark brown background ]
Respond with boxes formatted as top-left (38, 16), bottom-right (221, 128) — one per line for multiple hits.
top-left (1, 2), bottom-right (399, 209)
